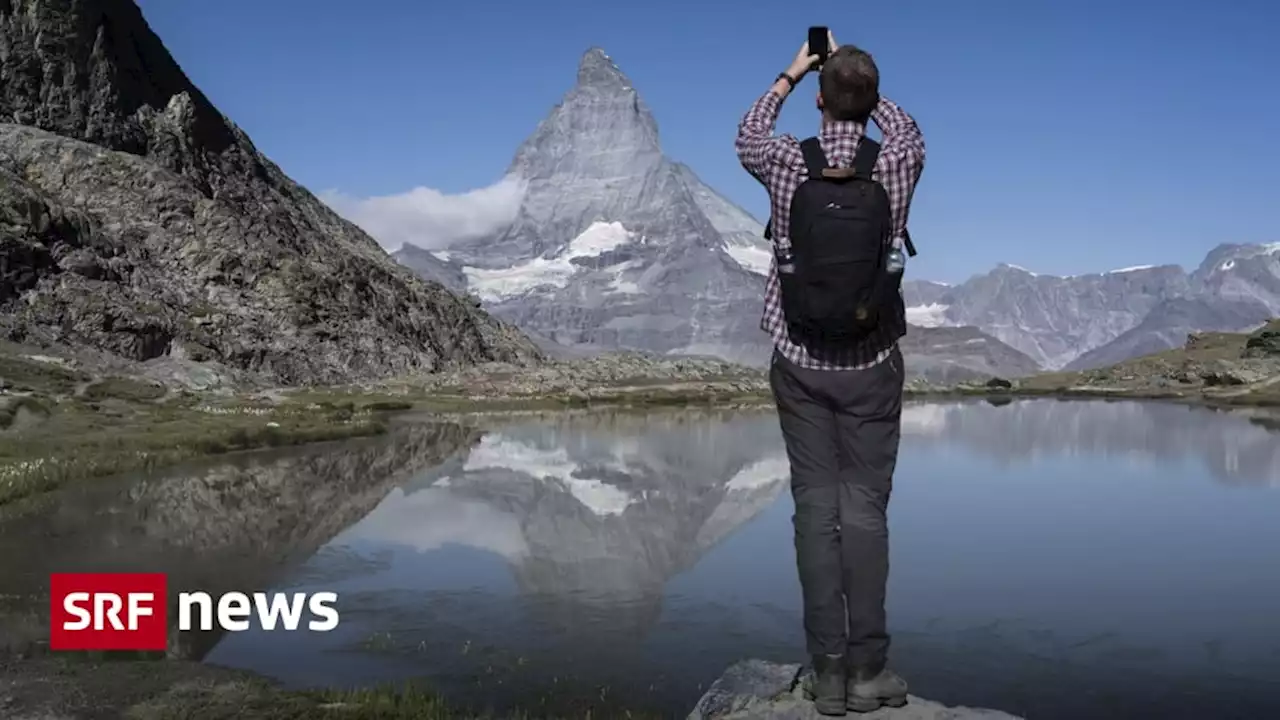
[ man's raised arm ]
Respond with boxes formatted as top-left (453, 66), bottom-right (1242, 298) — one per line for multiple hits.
top-left (735, 86), bottom-right (791, 181)
top-left (735, 45), bottom-right (820, 181)
top-left (870, 97), bottom-right (926, 248)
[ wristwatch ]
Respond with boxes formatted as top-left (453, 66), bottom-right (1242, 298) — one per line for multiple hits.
top-left (776, 72), bottom-right (798, 89)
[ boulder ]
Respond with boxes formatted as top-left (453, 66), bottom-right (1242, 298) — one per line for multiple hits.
top-left (687, 660), bottom-right (1024, 720)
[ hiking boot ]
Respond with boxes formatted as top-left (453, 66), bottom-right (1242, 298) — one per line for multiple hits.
top-left (846, 666), bottom-right (908, 713)
top-left (802, 654), bottom-right (847, 716)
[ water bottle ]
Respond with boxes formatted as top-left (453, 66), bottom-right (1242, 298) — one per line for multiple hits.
top-left (885, 247), bottom-right (906, 274)
top-left (778, 248), bottom-right (796, 275)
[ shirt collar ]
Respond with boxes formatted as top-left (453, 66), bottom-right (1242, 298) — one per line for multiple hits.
top-left (819, 119), bottom-right (866, 143)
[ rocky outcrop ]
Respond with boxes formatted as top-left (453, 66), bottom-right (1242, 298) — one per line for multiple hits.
top-left (0, 0), bottom-right (540, 385)
top-left (1064, 296), bottom-right (1273, 370)
top-left (899, 326), bottom-right (1041, 384)
top-left (688, 661), bottom-right (1022, 720)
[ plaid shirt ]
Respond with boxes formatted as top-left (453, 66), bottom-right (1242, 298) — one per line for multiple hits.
top-left (735, 88), bottom-right (926, 370)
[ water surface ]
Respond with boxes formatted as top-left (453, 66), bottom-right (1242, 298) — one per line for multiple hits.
top-left (3, 400), bottom-right (1279, 719)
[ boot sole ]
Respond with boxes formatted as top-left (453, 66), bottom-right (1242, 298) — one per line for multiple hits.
top-left (802, 687), bottom-right (848, 716)
top-left (848, 694), bottom-right (908, 713)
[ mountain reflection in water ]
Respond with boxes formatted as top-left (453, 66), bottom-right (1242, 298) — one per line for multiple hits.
top-left (2, 400), bottom-right (1278, 719)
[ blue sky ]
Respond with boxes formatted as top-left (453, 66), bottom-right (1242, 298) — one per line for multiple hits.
top-left (135, 0), bottom-right (1277, 283)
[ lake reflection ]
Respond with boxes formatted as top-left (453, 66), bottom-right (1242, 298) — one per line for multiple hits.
top-left (5, 401), bottom-right (1280, 719)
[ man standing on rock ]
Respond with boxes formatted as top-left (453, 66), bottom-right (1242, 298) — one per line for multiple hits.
top-left (735, 30), bottom-right (926, 716)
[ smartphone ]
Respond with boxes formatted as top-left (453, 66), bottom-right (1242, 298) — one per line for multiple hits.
top-left (808, 26), bottom-right (830, 64)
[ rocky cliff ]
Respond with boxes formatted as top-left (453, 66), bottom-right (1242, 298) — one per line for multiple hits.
top-left (0, 0), bottom-right (540, 386)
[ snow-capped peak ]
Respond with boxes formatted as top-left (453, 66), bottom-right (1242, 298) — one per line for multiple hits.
top-left (461, 221), bottom-right (635, 301)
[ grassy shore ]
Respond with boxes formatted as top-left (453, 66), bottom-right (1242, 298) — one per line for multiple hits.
top-left (0, 351), bottom-right (775, 508)
top-left (2, 656), bottom-right (660, 719)
top-left (0, 353), bottom-right (403, 506)
top-left (3, 321), bottom-right (1278, 508)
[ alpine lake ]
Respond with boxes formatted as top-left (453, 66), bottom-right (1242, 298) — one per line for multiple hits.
top-left (2, 399), bottom-right (1279, 719)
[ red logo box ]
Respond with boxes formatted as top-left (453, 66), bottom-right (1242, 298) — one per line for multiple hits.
top-left (49, 573), bottom-right (168, 651)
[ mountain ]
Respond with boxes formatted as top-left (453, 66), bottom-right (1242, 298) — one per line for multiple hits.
top-left (394, 48), bottom-right (772, 367)
top-left (392, 48), bottom-right (1038, 380)
top-left (357, 411), bottom-right (790, 639)
top-left (905, 243), bottom-right (1280, 371)
top-left (899, 325), bottom-right (1042, 383)
top-left (0, 0), bottom-right (539, 386)
top-left (1064, 296), bottom-right (1273, 370)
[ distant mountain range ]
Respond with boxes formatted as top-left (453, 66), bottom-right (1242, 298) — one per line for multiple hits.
top-left (904, 243), bottom-right (1279, 370)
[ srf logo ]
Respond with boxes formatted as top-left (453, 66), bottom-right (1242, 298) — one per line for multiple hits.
top-left (49, 573), bottom-right (168, 651)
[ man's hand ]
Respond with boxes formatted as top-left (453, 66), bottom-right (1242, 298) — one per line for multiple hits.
top-left (786, 41), bottom-right (821, 81)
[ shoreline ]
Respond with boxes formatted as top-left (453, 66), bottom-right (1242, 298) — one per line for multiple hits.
top-left (0, 655), bottom-right (1020, 720)
top-left (6, 319), bottom-right (1279, 506)
top-left (4, 365), bottom-right (1280, 509)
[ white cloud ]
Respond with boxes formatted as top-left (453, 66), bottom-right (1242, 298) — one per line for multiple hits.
top-left (319, 176), bottom-right (526, 252)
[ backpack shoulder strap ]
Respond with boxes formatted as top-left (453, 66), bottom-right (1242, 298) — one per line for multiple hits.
top-left (799, 137), bottom-right (827, 179)
top-left (853, 137), bottom-right (881, 179)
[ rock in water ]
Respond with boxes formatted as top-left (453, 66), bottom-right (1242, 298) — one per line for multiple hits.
top-left (688, 660), bottom-right (1024, 720)
top-left (0, 0), bottom-right (540, 385)
top-left (392, 48), bottom-right (1039, 380)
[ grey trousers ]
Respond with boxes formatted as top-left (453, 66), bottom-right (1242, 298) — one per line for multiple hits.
top-left (770, 346), bottom-right (904, 671)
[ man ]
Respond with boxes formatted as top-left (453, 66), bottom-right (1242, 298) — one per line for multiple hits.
top-left (735, 31), bottom-right (925, 716)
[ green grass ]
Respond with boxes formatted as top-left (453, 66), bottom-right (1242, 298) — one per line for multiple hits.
top-left (5, 656), bottom-right (663, 720)
top-left (0, 396), bottom-right (50, 429)
top-left (0, 370), bottom-right (778, 508)
top-left (0, 395), bottom-right (389, 507)
top-left (84, 377), bottom-right (167, 402)
top-left (0, 353), bottom-right (86, 394)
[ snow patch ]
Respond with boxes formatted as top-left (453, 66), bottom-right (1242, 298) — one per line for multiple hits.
top-left (1218, 243), bottom-right (1280, 271)
top-left (726, 454), bottom-right (790, 492)
top-left (906, 303), bottom-right (950, 328)
top-left (1001, 264), bottom-right (1038, 276)
top-left (461, 435), bottom-right (636, 517)
top-left (723, 243), bottom-right (772, 276)
top-left (23, 354), bottom-right (69, 366)
top-left (562, 478), bottom-right (635, 517)
top-left (464, 435), bottom-right (580, 480)
top-left (607, 260), bottom-right (645, 294)
top-left (1108, 265), bottom-right (1154, 274)
top-left (432, 250), bottom-right (451, 262)
top-left (343, 487), bottom-right (530, 559)
top-left (900, 404), bottom-right (952, 435)
top-left (463, 221), bottom-right (635, 301)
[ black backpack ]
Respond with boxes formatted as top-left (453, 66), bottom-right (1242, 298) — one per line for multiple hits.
top-left (766, 136), bottom-right (905, 345)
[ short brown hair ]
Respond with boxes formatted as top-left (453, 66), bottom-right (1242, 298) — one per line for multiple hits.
top-left (819, 46), bottom-right (880, 123)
